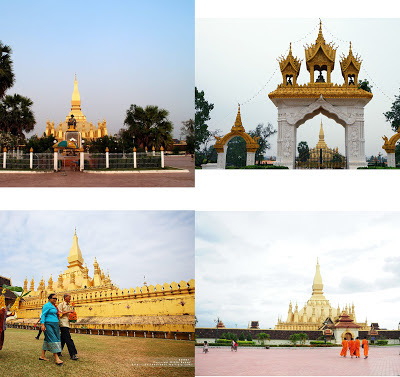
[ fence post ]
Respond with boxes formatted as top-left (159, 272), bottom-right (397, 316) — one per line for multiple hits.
top-left (152, 146), bottom-right (155, 156)
top-left (17, 146), bottom-right (20, 159)
top-left (12, 147), bottom-right (15, 158)
top-left (30, 148), bottom-right (33, 169)
top-left (145, 146), bottom-right (148, 154)
top-left (80, 148), bottom-right (84, 171)
top-left (3, 148), bottom-right (6, 169)
top-left (54, 148), bottom-right (58, 171)
top-left (133, 147), bottom-right (137, 169)
top-left (161, 146), bottom-right (164, 168)
top-left (106, 147), bottom-right (109, 169)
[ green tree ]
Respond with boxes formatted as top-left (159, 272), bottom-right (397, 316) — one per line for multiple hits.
top-left (195, 129), bottom-right (221, 166)
top-left (24, 134), bottom-right (56, 153)
top-left (123, 104), bottom-right (173, 149)
top-left (358, 79), bottom-right (372, 93)
top-left (0, 132), bottom-right (24, 150)
top-left (298, 333), bottom-right (308, 345)
top-left (0, 41), bottom-right (15, 98)
top-left (246, 333), bottom-right (253, 341)
top-left (289, 333), bottom-right (300, 346)
top-left (239, 332), bottom-right (246, 341)
top-left (297, 141), bottom-right (310, 162)
top-left (181, 119), bottom-right (195, 154)
top-left (257, 333), bottom-right (270, 346)
top-left (384, 90), bottom-right (400, 132)
top-left (195, 87), bottom-right (214, 152)
top-left (248, 123), bottom-right (277, 164)
top-left (85, 135), bottom-right (123, 153)
top-left (0, 94), bottom-right (35, 136)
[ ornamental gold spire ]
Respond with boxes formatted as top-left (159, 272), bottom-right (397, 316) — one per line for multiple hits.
top-left (278, 43), bottom-right (301, 86)
top-left (231, 104), bottom-right (245, 132)
top-left (340, 41), bottom-right (362, 86)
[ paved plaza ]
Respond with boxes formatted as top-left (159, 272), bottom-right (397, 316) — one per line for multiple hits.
top-left (0, 155), bottom-right (194, 187)
top-left (195, 346), bottom-right (400, 376)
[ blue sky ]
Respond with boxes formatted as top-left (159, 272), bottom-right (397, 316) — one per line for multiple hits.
top-left (196, 212), bottom-right (400, 330)
top-left (0, 211), bottom-right (194, 290)
top-left (1, 0), bottom-right (194, 138)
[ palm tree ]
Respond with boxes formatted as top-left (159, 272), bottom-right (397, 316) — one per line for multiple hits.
top-left (124, 104), bottom-right (173, 149)
top-left (0, 41), bottom-right (15, 98)
top-left (0, 94), bottom-right (35, 136)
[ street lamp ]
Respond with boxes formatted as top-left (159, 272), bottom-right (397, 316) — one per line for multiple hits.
top-left (214, 317), bottom-right (220, 344)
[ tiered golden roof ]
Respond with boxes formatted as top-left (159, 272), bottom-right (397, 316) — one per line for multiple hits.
top-left (304, 21), bottom-right (337, 82)
top-left (340, 42), bottom-right (362, 85)
top-left (278, 43), bottom-right (302, 85)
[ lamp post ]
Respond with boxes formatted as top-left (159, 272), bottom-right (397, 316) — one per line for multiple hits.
top-left (214, 317), bottom-right (220, 344)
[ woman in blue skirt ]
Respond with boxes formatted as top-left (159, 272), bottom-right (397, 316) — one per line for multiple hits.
top-left (39, 293), bottom-right (63, 365)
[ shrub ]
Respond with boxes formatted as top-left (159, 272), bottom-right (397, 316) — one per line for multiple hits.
top-left (239, 332), bottom-right (245, 341)
top-left (376, 340), bottom-right (388, 345)
top-left (226, 165), bottom-right (289, 169)
top-left (246, 333), bottom-right (253, 341)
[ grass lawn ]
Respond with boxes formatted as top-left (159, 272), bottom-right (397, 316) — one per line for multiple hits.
top-left (0, 329), bottom-right (194, 377)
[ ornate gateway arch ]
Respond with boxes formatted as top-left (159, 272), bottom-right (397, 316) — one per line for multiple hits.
top-left (382, 130), bottom-right (400, 167)
top-left (213, 106), bottom-right (259, 169)
top-left (269, 23), bottom-right (373, 169)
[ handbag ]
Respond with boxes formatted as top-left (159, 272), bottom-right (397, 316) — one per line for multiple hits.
top-left (361, 344), bottom-right (364, 348)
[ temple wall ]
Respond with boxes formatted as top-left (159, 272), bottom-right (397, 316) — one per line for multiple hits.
top-left (15, 280), bottom-right (195, 333)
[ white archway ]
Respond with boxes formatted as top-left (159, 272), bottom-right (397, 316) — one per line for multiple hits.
top-left (272, 95), bottom-right (369, 169)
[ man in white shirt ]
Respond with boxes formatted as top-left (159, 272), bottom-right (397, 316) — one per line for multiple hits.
top-left (57, 293), bottom-right (79, 360)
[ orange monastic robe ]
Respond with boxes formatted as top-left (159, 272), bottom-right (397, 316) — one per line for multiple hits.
top-left (340, 339), bottom-right (348, 357)
top-left (355, 339), bottom-right (361, 357)
top-left (362, 339), bottom-right (369, 357)
top-left (349, 340), bottom-right (356, 356)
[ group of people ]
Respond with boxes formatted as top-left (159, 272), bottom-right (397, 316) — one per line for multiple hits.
top-left (38, 293), bottom-right (79, 366)
top-left (340, 336), bottom-right (369, 359)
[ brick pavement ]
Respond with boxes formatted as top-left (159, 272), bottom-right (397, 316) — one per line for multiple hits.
top-left (195, 346), bottom-right (400, 376)
top-left (0, 155), bottom-right (194, 187)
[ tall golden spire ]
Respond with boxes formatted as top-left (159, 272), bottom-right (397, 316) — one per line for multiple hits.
top-left (67, 229), bottom-right (84, 271)
top-left (66, 74), bottom-right (87, 121)
top-left (319, 120), bottom-right (324, 141)
top-left (315, 120), bottom-right (328, 150)
top-left (312, 258), bottom-right (324, 295)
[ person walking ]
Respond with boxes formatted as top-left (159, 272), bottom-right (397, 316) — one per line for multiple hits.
top-left (355, 337), bottom-right (361, 358)
top-left (362, 337), bottom-right (369, 359)
top-left (35, 319), bottom-right (42, 340)
top-left (340, 338), bottom-right (348, 357)
top-left (39, 293), bottom-right (63, 365)
top-left (57, 293), bottom-right (78, 360)
top-left (349, 337), bottom-right (356, 358)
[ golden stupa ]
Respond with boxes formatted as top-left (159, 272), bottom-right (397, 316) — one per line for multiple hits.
top-left (45, 75), bottom-right (108, 141)
top-left (275, 259), bottom-right (369, 331)
top-left (308, 121), bottom-right (339, 160)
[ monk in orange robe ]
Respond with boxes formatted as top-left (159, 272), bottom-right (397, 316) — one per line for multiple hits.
top-left (362, 337), bottom-right (369, 359)
top-left (340, 338), bottom-right (348, 357)
top-left (355, 337), bottom-right (361, 358)
top-left (349, 338), bottom-right (356, 358)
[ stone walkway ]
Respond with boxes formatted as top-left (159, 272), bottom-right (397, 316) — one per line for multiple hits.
top-left (195, 346), bottom-right (400, 376)
top-left (0, 155), bottom-right (194, 187)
